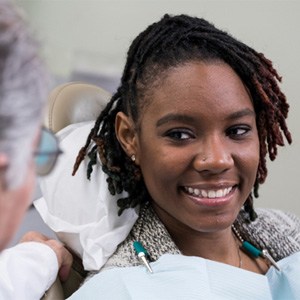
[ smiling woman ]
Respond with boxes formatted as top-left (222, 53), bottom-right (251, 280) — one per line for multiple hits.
top-left (132, 62), bottom-right (260, 242)
top-left (69, 14), bottom-right (300, 299)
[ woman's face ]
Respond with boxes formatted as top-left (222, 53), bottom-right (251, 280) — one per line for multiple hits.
top-left (131, 61), bottom-right (259, 235)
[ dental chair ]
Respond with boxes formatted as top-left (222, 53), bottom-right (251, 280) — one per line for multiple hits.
top-left (45, 81), bottom-right (111, 133)
top-left (41, 82), bottom-right (111, 300)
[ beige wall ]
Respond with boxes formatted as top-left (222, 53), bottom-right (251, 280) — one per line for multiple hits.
top-left (17, 0), bottom-right (300, 215)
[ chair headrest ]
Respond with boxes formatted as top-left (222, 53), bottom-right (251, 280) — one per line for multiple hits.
top-left (45, 82), bottom-right (111, 133)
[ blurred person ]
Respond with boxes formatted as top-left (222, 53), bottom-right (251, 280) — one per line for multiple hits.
top-left (0, 1), bottom-right (72, 299)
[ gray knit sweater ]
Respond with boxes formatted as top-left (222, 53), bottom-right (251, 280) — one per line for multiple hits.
top-left (101, 204), bottom-right (300, 271)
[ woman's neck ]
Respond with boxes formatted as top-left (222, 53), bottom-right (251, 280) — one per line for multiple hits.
top-left (145, 202), bottom-right (269, 274)
top-left (149, 201), bottom-right (237, 265)
top-left (168, 222), bottom-right (239, 266)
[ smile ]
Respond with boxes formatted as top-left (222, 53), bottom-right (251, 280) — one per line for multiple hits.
top-left (183, 186), bottom-right (233, 199)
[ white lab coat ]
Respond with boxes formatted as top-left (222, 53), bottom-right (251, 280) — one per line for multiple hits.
top-left (0, 242), bottom-right (58, 300)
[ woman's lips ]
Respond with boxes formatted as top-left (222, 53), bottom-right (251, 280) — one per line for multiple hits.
top-left (182, 185), bottom-right (236, 207)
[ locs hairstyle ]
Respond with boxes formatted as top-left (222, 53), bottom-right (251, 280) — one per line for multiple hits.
top-left (73, 14), bottom-right (292, 219)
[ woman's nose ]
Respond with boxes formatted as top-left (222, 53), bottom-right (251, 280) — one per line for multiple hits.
top-left (193, 136), bottom-right (234, 174)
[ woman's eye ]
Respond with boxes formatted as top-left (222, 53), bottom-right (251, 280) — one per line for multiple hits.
top-left (227, 126), bottom-right (250, 138)
top-left (166, 130), bottom-right (194, 141)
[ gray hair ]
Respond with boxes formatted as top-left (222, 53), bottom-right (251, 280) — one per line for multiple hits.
top-left (0, 0), bottom-right (49, 188)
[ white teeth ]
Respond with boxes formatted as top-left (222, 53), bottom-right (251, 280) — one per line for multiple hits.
top-left (194, 189), bottom-right (200, 196)
top-left (227, 187), bottom-right (233, 194)
top-left (216, 190), bottom-right (223, 197)
top-left (208, 190), bottom-right (216, 198)
top-left (184, 186), bottom-right (233, 198)
top-left (202, 190), bottom-right (208, 197)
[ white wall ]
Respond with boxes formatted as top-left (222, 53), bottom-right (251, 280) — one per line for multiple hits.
top-left (17, 0), bottom-right (300, 215)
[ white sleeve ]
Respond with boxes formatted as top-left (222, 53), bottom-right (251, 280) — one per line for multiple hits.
top-left (0, 242), bottom-right (59, 300)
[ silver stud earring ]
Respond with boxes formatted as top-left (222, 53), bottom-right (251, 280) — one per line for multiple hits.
top-left (131, 154), bottom-right (136, 162)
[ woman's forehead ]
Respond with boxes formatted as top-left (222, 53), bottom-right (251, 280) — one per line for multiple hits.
top-left (139, 61), bottom-right (253, 118)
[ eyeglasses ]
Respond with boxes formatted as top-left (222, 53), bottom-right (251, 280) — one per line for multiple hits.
top-left (33, 127), bottom-right (63, 176)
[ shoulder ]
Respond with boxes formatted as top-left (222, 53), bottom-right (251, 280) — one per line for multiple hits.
top-left (101, 204), bottom-right (180, 271)
top-left (256, 207), bottom-right (300, 224)
top-left (255, 208), bottom-right (300, 238)
top-left (102, 233), bottom-right (138, 271)
top-left (236, 208), bottom-right (300, 260)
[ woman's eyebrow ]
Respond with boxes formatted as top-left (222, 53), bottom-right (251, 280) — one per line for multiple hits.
top-left (156, 109), bottom-right (255, 127)
top-left (156, 114), bottom-right (195, 127)
top-left (226, 108), bottom-right (255, 121)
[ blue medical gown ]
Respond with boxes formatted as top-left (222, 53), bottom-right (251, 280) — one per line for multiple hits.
top-left (68, 252), bottom-right (300, 300)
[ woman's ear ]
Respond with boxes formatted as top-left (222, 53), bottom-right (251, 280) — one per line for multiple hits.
top-left (115, 112), bottom-right (138, 161)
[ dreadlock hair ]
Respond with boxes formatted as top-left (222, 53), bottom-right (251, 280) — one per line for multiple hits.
top-left (73, 14), bottom-right (292, 220)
